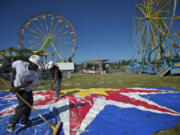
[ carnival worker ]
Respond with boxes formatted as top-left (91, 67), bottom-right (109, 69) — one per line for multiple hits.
top-left (48, 61), bottom-right (62, 99)
top-left (0, 55), bottom-right (41, 133)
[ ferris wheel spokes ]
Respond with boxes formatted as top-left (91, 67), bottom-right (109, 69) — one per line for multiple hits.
top-left (50, 41), bottom-right (64, 62)
top-left (19, 13), bottom-right (77, 62)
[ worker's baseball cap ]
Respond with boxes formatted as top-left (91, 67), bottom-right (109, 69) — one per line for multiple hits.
top-left (29, 55), bottom-right (41, 66)
top-left (48, 61), bottom-right (54, 69)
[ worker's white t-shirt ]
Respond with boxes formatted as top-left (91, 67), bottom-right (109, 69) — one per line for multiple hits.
top-left (12, 60), bottom-right (40, 92)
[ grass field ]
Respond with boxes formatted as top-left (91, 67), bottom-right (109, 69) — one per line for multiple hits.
top-left (43, 72), bottom-right (179, 91)
top-left (0, 72), bottom-right (180, 134)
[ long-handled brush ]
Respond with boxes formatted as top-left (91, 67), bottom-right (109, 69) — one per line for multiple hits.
top-left (0, 77), bottom-right (62, 135)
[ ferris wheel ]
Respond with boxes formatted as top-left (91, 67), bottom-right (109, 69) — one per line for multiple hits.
top-left (19, 13), bottom-right (77, 62)
top-left (133, 0), bottom-right (180, 64)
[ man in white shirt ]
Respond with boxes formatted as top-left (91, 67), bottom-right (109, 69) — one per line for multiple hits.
top-left (0, 55), bottom-right (41, 133)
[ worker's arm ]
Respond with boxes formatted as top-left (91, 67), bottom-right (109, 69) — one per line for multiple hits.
top-left (51, 69), bottom-right (58, 88)
top-left (54, 69), bottom-right (58, 82)
top-left (0, 63), bottom-right (12, 71)
top-left (10, 81), bottom-right (33, 92)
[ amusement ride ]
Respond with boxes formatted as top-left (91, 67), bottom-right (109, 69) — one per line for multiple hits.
top-left (0, 13), bottom-right (77, 63)
top-left (127, 0), bottom-right (180, 75)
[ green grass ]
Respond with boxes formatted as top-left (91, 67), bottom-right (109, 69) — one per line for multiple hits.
top-left (0, 72), bottom-right (180, 134)
top-left (62, 72), bottom-right (180, 90)
top-left (1, 73), bottom-right (180, 90)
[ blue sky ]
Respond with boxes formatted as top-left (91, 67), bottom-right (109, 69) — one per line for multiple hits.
top-left (0, 0), bottom-right (136, 63)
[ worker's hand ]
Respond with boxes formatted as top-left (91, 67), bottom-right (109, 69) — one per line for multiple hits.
top-left (10, 87), bottom-right (19, 93)
top-left (50, 84), bottom-right (54, 90)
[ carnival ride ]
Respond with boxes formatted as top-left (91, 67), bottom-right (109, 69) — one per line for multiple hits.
top-left (127, 0), bottom-right (180, 75)
top-left (0, 47), bottom-right (53, 63)
top-left (0, 47), bottom-right (31, 62)
top-left (0, 12), bottom-right (77, 65)
top-left (19, 12), bottom-right (77, 62)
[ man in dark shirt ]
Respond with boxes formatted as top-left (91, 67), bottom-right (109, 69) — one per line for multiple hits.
top-left (48, 61), bottom-right (62, 99)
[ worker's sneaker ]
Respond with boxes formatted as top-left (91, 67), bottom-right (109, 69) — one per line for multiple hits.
top-left (54, 96), bottom-right (61, 99)
top-left (54, 97), bottom-right (58, 99)
top-left (21, 120), bottom-right (34, 127)
top-left (7, 124), bottom-right (14, 133)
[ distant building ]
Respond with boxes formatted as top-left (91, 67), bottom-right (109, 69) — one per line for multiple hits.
top-left (83, 59), bottom-right (109, 74)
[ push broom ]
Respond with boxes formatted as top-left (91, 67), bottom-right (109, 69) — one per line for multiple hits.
top-left (0, 77), bottom-right (62, 135)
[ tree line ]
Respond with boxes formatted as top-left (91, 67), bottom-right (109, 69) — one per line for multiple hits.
top-left (109, 59), bottom-right (131, 69)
